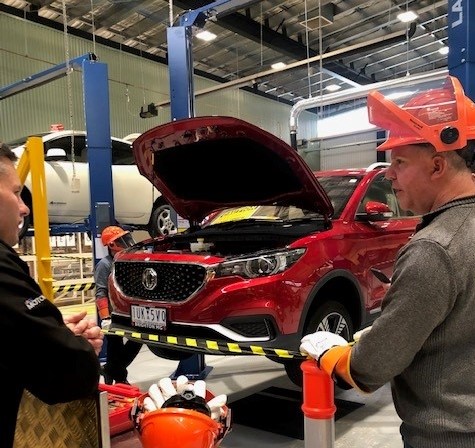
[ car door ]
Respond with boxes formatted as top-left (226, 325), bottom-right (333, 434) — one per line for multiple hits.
top-left (354, 174), bottom-right (419, 315)
top-left (42, 134), bottom-right (90, 223)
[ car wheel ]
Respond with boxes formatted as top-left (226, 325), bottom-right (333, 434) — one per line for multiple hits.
top-left (148, 345), bottom-right (194, 361)
top-left (284, 301), bottom-right (353, 388)
top-left (148, 203), bottom-right (177, 238)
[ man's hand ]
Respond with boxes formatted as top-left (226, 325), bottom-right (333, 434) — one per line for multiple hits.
top-left (300, 331), bottom-right (348, 363)
top-left (63, 310), bottom-right (88, 333)
top-left (64, 311), bottom-right (104, 355)
top-left (100, 318), bottom-right (112, 330)
top-left (353, 326), bottom-right (372, 342)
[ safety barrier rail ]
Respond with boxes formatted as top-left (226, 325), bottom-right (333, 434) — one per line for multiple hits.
top-left (103, 328), bottom-right (304, 359)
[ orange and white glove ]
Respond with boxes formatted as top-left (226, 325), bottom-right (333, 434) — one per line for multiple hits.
top-left (100, 318), bottom-right (112, 330)
top-left (353, 326), bottom-right (372, 342)
top-left (300, 331), bottom-right (348, 362)
top-left (96, 297), bottom-right (110, 320)
top-left (300, 331), bottom-right (360, 390)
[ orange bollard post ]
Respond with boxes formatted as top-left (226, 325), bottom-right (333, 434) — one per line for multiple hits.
top-left (301, 359), bottom-right (336, 448)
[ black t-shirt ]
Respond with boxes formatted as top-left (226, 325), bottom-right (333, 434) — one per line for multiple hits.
top-left (0, 241), bottom-right (100, 447)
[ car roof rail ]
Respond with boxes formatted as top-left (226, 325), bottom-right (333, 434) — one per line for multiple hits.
top-left (366, 162), bottom-right (390, 172)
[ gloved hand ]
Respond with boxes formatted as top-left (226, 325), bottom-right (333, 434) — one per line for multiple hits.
top-left (353, 326), bottom-right (372, 342)
top-left (100, 318), bottom-right (111, 330)
top-left (300, 331), bottom-right (348, 364)
top-left (144, 376), bottom-right (227, 421)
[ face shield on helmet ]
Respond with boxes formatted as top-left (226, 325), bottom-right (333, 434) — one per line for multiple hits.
top-left (108, 232), bottom-right (135, 251)
top-left (367, 75), bottom-right (475, 152)
top-left (100, 225), bottom-right (135, 251)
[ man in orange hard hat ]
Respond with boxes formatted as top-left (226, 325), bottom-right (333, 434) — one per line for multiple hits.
top-left (95, 225), bottom-right (142, 384)
top-left (301, 76), bottom-right (475, 448)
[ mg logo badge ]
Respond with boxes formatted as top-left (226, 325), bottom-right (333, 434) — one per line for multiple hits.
top-left (142, 268), bottom-right (158, 290)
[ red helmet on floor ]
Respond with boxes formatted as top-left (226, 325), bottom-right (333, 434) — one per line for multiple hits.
top-left (367, 75), bottom-right (475, 152)
top-left (136, 389), bottom-right (231, 448)
top-left (139, 408), bottom-right (226, 448)
top-left (100, 226), bottom-right (135, 250)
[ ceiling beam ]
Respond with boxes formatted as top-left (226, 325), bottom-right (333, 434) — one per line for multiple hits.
top-left (171, 0), bottom-right (374, 84)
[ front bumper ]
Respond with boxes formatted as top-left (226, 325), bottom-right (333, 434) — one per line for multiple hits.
top-left (108, 317), bottom-right (304, 360)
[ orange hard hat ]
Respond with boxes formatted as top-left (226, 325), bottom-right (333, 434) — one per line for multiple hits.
top-left (100, 225), bottom-right (129, 247)
top-left (135, 389), bottom-right (231, 448)
top-left (139, 408), bottom-right (226, 448)
top-left (367, 75), bottom-right (475, 152)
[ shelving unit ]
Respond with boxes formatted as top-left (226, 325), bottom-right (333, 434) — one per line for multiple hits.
top-left (17, 232), bottom-right (95, 307)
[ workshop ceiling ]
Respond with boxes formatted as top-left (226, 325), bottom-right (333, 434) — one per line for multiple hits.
top-left (2, 0), bottom-right (448, 105)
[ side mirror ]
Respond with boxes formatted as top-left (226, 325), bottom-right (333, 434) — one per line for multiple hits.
top-left (45, 148), bottom-right (67, 161)
top-left (356, 201), bottom-right (394, 222)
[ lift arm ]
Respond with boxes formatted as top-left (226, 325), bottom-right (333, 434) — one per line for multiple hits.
top-left (168, 0), bottom-right (261, 120)
top-left (0, 53), bottom-right (97, 100)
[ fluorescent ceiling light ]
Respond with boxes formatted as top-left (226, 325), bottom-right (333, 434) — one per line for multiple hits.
top-left (196, 30), bottom-right (217, 42)
top-left (439, 46), bottom-right (449, 55)
top-left (325, 84), bottom-right (341, 92)
top-left (397, 11), bottom-right (418, 23)
top-left (271, 62), bottom-right (287, 70)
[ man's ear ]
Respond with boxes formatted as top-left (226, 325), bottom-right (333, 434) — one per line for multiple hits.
top-left (431, 154), bottom-right (447, 177)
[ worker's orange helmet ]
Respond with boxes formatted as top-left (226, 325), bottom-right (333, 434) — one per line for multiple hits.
top-left (100, 226), bottom-right (135, 250)
top-left (367, 75), bottom-right (475, 152)
top-left (135, 389), bottom-right (231, 448)
top-left (139, 407), bottom-right (227, 448)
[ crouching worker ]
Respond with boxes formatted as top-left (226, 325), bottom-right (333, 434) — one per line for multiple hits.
top-left (0, 142), bottom-right (103, 448)
top-left (300, 76), bottom-right (475, 448)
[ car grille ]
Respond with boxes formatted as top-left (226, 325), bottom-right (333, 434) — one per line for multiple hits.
top-left (114, 261), bottom-right (207, 302)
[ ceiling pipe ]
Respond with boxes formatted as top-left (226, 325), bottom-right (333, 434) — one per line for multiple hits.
top-left (154, 26), bottom-right (414, 108)
top-left (288, 68), bottom-right (449, 149)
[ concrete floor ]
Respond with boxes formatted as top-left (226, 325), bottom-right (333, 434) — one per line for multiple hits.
top-left (105, 345), bottom-right (403, 448)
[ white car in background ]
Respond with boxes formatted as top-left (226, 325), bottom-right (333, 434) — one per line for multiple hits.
top-left (9, 130), bottom-right (176, 239)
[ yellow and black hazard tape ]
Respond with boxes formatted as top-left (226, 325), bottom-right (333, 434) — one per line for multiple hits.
top-left (103, 328), bottom-right (306, 360)
top-left (21, 253), bottom-right (92, 260)
top-left (50, 254), bottom-right (92, 259)
top-left (53, 282), bottom-right (95, 294)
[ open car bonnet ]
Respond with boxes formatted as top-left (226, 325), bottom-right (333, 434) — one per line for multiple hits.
top-left (133, 116), bottom-right (333, 223)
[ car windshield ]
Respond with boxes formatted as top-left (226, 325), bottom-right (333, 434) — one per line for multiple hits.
top-left (207, 175), bottom-right (361, 226)
top-left (317, 175), bottom-right (362, 217)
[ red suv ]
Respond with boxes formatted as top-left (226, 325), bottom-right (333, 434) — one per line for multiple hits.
top-left (108, 116), bottom-right (419, 385)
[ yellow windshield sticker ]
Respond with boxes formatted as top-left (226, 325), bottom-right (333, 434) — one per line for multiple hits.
top-left (211, 206), bottom-right (259, 224)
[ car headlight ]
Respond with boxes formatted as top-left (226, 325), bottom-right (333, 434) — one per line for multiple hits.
top-left (214, 248), bottom-right (306, 279)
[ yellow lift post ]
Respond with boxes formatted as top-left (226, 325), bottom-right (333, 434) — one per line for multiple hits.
top-left (16, 136), bottom-right (54, 301)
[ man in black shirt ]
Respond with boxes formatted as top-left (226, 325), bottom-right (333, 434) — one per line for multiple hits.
top-left (0, 141), bottom-right (103, 447)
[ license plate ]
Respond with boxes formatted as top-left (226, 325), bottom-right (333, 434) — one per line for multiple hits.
top-left (131, 305), bottom-right (166, 330)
